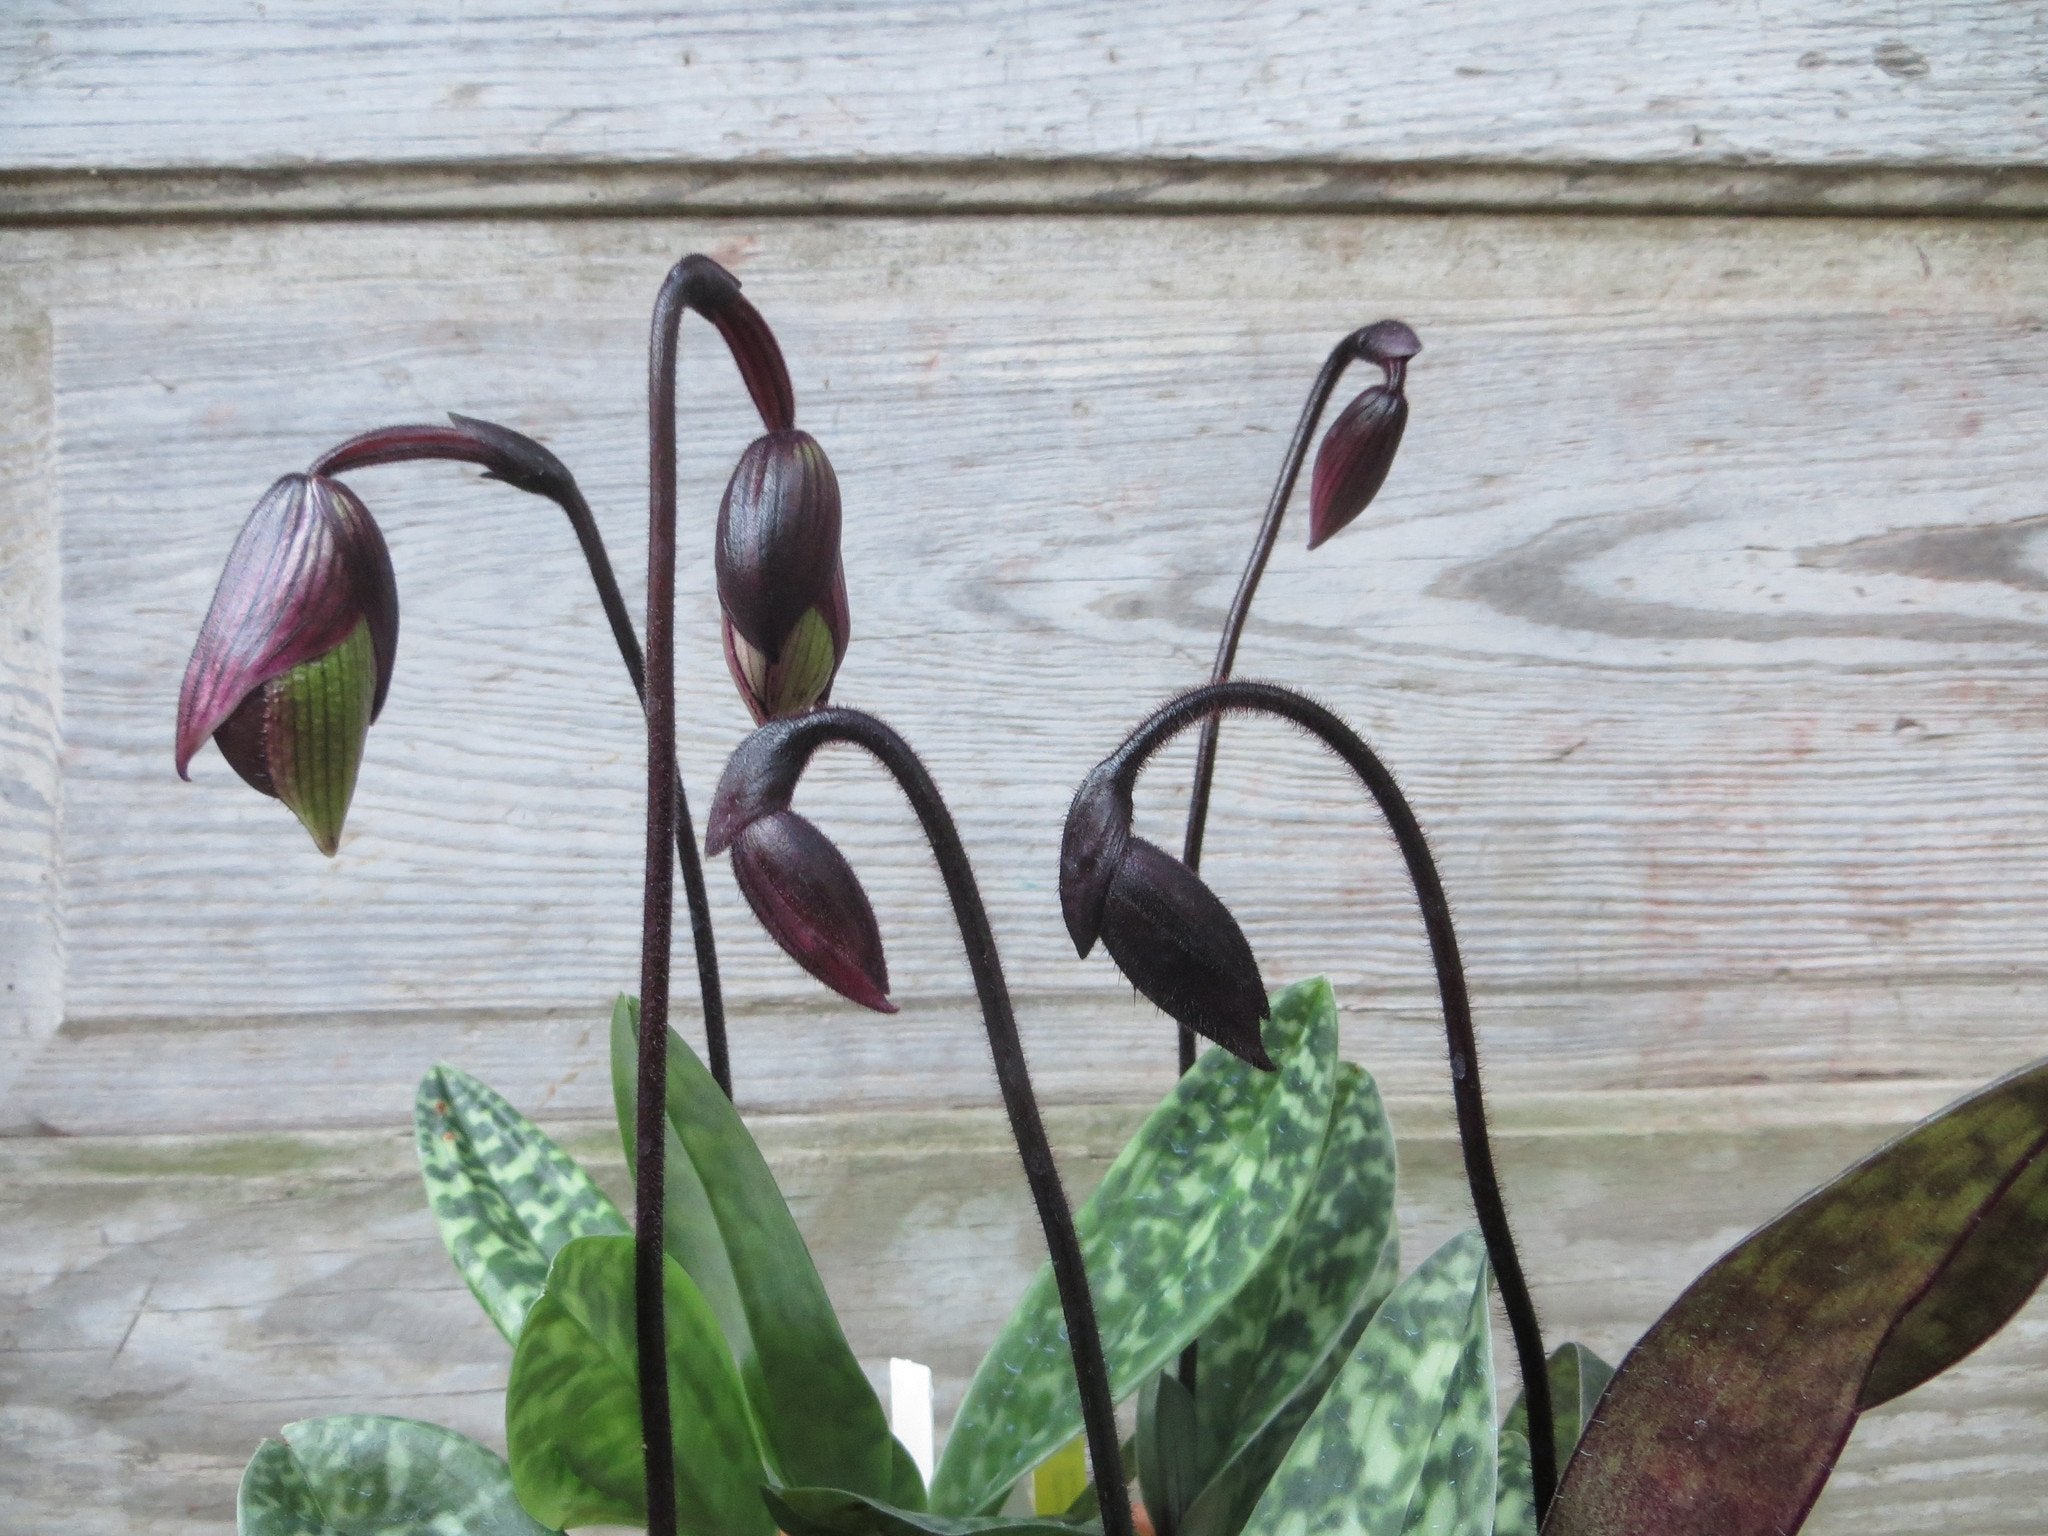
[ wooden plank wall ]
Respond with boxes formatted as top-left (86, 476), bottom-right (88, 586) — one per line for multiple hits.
top-left (3, 5), bottom-right (2045, 1533)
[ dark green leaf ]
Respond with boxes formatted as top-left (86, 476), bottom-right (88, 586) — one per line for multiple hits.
top-left (414, 1064), bottom-right (627, 1342)
top-left (1548, 1058), bottom-right (2048, 1536)
top-left (1242, 1231), bottom-right (1494, 1536)
top-left (238, 1415), bottom-right (557, 1536)
top-left (1493, 1343), bottom-right (1614, 1536)
top-left (612, 997), bottom-right (898, 1501)
top-left (1193, 1062), bottom-right (1399, 1473)
top-left (1176, 1235), bottom-right (1396, 1536)
top-left (504, 1234), bottom-right (773, 1536)
top-left (932, 978), bottom-right (1339, 1516)
top-left (1136, 1372), bottom-right (1201, 1536)
top-left (890, 1436), bottom-right (931, 1513)
top-left (767, 1486), bottom-right (1096, 1536)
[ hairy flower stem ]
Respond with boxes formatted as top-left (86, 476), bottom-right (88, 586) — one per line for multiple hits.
top-left (1175, 333), bottom-right (1372, 1076)
top-left (309, 425), bottom-right (733, 1099)
top-left (748, 707), bottom-right (1136, 1536)
top-left (1120, 679), bottom-right (1558, 1520)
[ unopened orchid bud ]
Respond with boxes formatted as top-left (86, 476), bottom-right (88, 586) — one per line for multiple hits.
top-left (1059, 771), bottom-right (1271, 1069)
top-left (723, 806), bottom-right (895, 1014)
top-left (175, 474), bottom-right (399, 855)
top-left (1307, 319), bottom-right (1421, 551)
top-left (716, 430), bottom-right (849, 723)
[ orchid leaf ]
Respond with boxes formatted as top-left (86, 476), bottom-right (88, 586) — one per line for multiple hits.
top-left (1547, 1057), bottom-right (2048, 1536)
top-left (1193, 1062), bottom-right (1399, 1473)
top-left (1136, 1371), bottom-right (1201, 1536)
top-left (612, 998), bottom-right (899, 1502)
top-left (238, 1415), bottom-right (557, 1536)
top-left (504, 1234), bottom-right (773, 1535)
top-left (1032, 1437), bottom-right (1089, 1518)
top-left (414, 1064), bottom-right (628, 1342)
top-left (1241, 1231), bottom-right (1494, 1536)
top-left (767, 1487), bottom-right (1097, 1536)
top-left (1176, 1234), bottom-right (1396, 1536)
top-left (931, 978), bottom-right (1341, 1515)
top-left (1492, 1343), bottom-right (1613, 1536)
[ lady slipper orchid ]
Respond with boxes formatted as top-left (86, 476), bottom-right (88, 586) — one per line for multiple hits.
top-left (716, 429), bottom-right (850, 722)
top-left (1306, 318), bottom-right (1421, 550)
top-left (1060, 767), bottom-right (1272, 1068)
top-left (175, 472), bottom-right (398, 855)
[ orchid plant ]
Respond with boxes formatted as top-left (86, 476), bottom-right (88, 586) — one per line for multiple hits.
top-left (175, 255), bottom-right (2048, 1536)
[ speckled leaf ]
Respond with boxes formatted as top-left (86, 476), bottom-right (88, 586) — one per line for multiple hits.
top-left (1195, 1062), bottom-right (1399, 1472)
top-left (238, 1415), bottom-right (558, 1536)
top-left (1178, 1235), bottom-right (1397, 1536)
top-left (931, 977), bottom-right (1340, 1516)
top-left (1548, 1058), bottom-right (2048, 1536)
top-left (769, 1487), bottom-right (1099, 1536)
top-left (611, 998), bottom-right (898, 1501)
top-left (415, 1064), bottom-right (628, 1342)
top-left (1492, 1432), bottom-right (1536, 1536)
top-left (504, 1234), bottom-right (773, 1536)
top-left (1242, 1231), bottom-right (1494, 1536)
top-left (1493, 1343), bottom-right (1614, 1536)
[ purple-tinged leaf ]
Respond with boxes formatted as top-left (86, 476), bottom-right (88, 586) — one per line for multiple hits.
top-left (1546, 1058), bottom-right (2048, 1536)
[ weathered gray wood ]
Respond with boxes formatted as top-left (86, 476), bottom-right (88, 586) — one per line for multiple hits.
top-left (0, 320), bottom-right (61, 1109)
top-left (0, 211), bottom-right (2041, 1134)
top-left (3, 1099), bottom-right (2043, 1535)
top-left (4, 2), bottom-right (2041, 183)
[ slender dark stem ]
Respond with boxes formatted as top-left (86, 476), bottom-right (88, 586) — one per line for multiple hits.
top-left (632, 268), bottom-right (690, 1536)
top-left (1176, 333), bottom-right (1367, 1075)
top-left (1123, 680), bottom-right (1557, 1519)
top-left (762, 708), bottom-right (1135, 1536)
top-left (310, 426), bottom-right (733, 1098)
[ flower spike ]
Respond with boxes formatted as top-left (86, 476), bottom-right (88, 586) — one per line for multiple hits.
top-left (1306, 319), bottom-right (1421, 551)
top-left (175, 473), bottom-right (398, 854)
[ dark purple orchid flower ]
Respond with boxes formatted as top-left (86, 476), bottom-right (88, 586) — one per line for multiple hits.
top-left (706, 731), bottom-right (895, 1014)
top-left (175, 473), bottom-right (397, 855)
top-left (1307, 319), bottom-right (1420, 551)
top-left (716, 429), bottom-right (851, 723)
top-left (1061, 766), bottom-right (1272, 1069)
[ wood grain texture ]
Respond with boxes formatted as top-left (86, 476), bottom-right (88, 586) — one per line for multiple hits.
top-left (4, 2), bottom-right (2042, 179)
top-left (4, 213), bottom-right (2044, 1134)
top-left (0, 319), bottom-right (62, 1108)
top-left (4, 1098), bottom-right (2044, 1536)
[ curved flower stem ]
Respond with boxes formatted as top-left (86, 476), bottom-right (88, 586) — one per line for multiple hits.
top-left (760, 707), bottom-right (1135, 1536)
top-left (1175, 331), bottom-right (1369, 1075)
top-left (310, 423), bottom-right (733, 1099)
top-left (1123, 679), bottom-right (1557, 1520)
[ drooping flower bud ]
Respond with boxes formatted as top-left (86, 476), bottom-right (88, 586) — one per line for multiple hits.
top-left (667, 253), bottom-right (797, 434)
top-left (175, 473), bottom-right (398, 855)
top-left (707, 733), bottom-right (895, 1014)
top-left (1307, 319), bottom-right (1421, 551)
top-left (716, 429), bottom-right (849, 723)
top-left (1059, 770), bottom-right (1272, 1069)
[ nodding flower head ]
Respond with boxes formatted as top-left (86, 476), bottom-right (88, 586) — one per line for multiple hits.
top-left (717, 429), bottom-right (849, 723)
top-left (707, 725), bottom-right (894, 1014)
top-left (175, 473), bottom-right (399, 855)
top-left (1060, 767), bottom-right (1272, 1069)
top-left (1307, 319), bottom-right (1421, 552)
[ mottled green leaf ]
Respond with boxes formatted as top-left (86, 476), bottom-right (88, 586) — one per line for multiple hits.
top-left (932, 977), bottom-right (1340, 1515)
top-left (414, 1064), bottom-right (628, 1342)
top-left (238, 1415), bottom-right (557, 1536)
top-left (612, 998), bottom-right (898, 1501)
top-left (1491, 1432), bottom-right (1535, 1536)
top-left (767, 1487), bottom-right (1097, 1536)
top-left (1242, 1231), bottom-right (1494, 1536)
top-left (1177, 1236), bottom-right (1397, 1536)
top-left (1549, 1058), bottom-right (2048, 1536)
top-left (1194, 1063), bottom-right (1399, 1472)
top-left (1137, 1372), bottom-right (1201, 1536)
top-left (504, 1234), bottom-right (773, 1536)
top-left (1492, 1343), bottom-right (1614, 1535)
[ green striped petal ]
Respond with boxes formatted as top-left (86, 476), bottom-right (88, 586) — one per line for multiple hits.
top-left (267, 618), bottom-right (377, 855)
